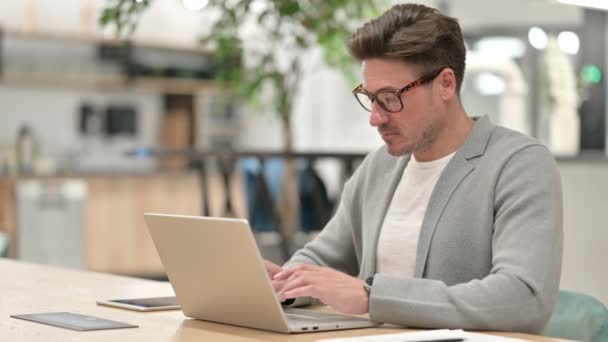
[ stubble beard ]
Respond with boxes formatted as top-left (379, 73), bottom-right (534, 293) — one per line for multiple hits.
top-left (384, 121), bottom-right (442, 156)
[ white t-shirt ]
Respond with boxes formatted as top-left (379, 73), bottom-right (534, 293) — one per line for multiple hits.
top-left (376, 152), bottom-right (455, 278)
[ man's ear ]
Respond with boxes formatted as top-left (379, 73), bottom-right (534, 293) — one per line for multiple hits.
top-left (438, 68), bottom-right (457, 100)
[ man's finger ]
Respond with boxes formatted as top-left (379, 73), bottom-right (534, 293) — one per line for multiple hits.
top-left (274, 264), bottom-right (319, 280)
top-left (264, 260), bottom-right (282, 277)
top-left (278, 272), bottom-right (310, 295)
top-left (271, 279), bottom-right (286, 293)
top-left (277, 271), bottom-right (329, 301)
top-left (281, 284), bottom-right (318, 302)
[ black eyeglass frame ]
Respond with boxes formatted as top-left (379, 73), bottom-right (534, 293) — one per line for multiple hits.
top-left (352, 67), bottom-right (446, 113)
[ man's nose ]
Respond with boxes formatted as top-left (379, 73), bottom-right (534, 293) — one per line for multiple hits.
top-left (369, 102), bottom-right (389, 127)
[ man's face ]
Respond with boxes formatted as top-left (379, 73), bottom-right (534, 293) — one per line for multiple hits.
top-left (361, 59), bottom-right (444, 156)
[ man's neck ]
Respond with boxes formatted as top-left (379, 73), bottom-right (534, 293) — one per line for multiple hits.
top-left (413, 107), bottom-right (474, 162)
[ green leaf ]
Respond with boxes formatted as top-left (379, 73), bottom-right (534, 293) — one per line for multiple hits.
top-left (99, 8), bottom-right (116, 25)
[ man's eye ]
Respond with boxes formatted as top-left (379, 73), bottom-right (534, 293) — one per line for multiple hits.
top-left (379, 94), bottom-right (398, 104)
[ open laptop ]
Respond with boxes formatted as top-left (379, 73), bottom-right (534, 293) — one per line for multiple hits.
top-left (144, 213), bottom-right (379, 333)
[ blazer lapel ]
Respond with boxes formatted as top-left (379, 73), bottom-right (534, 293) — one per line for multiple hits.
top-left (414, 116), bottom-right (494, 277)
top-left (414, 154), bottom-right (473, 277)
top-left (362, 154), bottom-right (409, 278)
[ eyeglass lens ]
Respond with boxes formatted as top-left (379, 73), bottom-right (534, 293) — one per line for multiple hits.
top-left (355, 92), bottom-right (402, 112)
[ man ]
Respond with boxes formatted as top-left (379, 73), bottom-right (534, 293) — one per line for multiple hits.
top-left (266, 3), bottom-right (563, 334)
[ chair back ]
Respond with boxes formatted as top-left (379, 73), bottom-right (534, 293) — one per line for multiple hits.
top-left (544, 290), bottom-right (608, 342)
top-left (0, 231), bottom-right (9, 258)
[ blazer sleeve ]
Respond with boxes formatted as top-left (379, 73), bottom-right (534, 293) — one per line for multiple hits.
top-left (368, 145), bottom-right (563, 334)
top-left (281, 163), bottom-right (365, 307)
top-left (283, 174), bottom-right (360, 274)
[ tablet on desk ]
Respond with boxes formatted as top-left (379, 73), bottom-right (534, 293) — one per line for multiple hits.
top-left (97, 296), bottom-right (180, 312)
top-left (11, 312), bottom-right (138, 331)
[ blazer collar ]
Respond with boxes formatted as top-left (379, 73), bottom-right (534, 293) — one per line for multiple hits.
top-left (459, 115), bottom-right (494, 160)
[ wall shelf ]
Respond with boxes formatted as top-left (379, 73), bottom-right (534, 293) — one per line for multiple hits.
top-left (0, 26), bottom-right (218, 95)
top-left (1, 72), bottom-right (218, 95)
top-left (1, 28), bottom-right (212, 56)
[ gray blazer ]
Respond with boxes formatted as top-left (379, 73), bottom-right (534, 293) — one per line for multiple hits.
top-left (285, 116), bottom-right (563, 333)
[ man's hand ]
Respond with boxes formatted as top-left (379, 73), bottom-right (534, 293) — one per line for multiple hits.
top-left (273, 264), bottom-right (369, 315)
top-left (264, 260), bottom-right (282, 277)
top-left (264, 260), bottom-right (286, 293)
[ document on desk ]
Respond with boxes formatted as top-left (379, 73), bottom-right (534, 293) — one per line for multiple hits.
top-left (317, 329), bottom-right (528, 342)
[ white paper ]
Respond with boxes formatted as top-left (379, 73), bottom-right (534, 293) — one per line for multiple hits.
top-left (316, 329), bottom-right (528, 342)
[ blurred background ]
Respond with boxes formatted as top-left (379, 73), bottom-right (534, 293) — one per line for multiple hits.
top-left (0, 0), bottom-right (606, 307)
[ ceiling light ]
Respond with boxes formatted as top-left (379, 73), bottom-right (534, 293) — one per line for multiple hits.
top-left (182, 0), bottom-right (208, 12)
top-left (528, 27), bottom-right (548, 50)
top-left (557, 31), bottom-right (580, 55)
top-left (557, 0), bottom-right (608, 11)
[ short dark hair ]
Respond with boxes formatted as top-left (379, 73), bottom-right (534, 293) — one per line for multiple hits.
top-left (347, 3), bottom-right (466, 92)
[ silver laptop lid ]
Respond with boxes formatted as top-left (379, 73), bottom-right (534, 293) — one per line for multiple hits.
top-left (144, 213), bottom-right (290, 333)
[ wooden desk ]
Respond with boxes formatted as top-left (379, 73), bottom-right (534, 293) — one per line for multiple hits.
top-left (0, 259), bottom-right (571, 341)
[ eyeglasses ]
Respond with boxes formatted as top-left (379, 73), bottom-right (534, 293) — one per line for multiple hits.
top-left (352, 68), bottom-right (445, 113)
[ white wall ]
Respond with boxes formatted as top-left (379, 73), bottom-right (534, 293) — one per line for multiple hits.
top-left (292, 48), bottom-right (382, 153)
top-left (0, 84), bottom-right (162, 173)
top-left (559, 162), bottom-right (608, 305)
